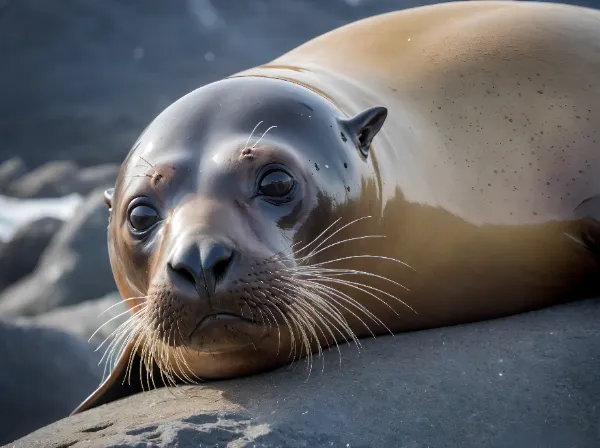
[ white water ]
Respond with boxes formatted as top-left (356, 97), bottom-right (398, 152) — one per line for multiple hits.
top-left (0, 193), bottom-right (84, 242)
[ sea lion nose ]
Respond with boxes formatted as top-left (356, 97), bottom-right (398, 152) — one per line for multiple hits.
top-left (167, 238), bottom-right (234, 297)
top-left (199, 238), bottom-right (234, 294)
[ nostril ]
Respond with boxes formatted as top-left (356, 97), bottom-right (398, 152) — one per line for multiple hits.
top-left (212, 257), bottom-right (231, 285)
top-left (168, 261), bottom-right (198, 287)
top-left (200, 241), bottom-right (234, 288)
top-left (167, 242), bottom-right (203, 292)
top-left (169, 239), bottom-right (234, 296)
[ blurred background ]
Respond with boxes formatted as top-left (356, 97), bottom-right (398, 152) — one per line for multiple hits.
top-left (0, 0), bottom-right (599, 444)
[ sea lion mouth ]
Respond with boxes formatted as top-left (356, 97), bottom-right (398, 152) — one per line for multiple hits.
top-left (193, 313), bottom-right (256, 333)
top-left (187, 313), bottom-right (266, 353)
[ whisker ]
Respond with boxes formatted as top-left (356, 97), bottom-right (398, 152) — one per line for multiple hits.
top-left (244, 121), bottom-right (263, 150)
top-left (308, 254), bottom-right (414, 272)
top-left (298, 235), bottom-right (386, 262)
top-left (304, 216), bottom-right (374, 258)
top-left (291, 297), bottom-right (338, 373)
top-left (175, 321), bottom-right (199, 384)
top-left (295, 263), bottom-right (413, 298)
top-left (271, 217), bottom-right (343, 262)
top-left (272, 283), bottom-right (351, 369)
top-left (95, 307), bottom-right (145, 354)
top-left (299, 279), bottom-right (382, 339)
top-left (255, 290), bottom-right (298, 361)
top-left (258, 301), bottom-right (281, 356)
top-left (275, 283), bottom-right (352, 345)
top-left (138, 155), bottom-right (158, 171)
top-left (89, 303), bottom-right (144, 343)
top-left (251, 125), bottom-right (277, 149)
top-left (98, 296), bottom-right (145, 317)
top-left (310, 274), bottom-right (417, 315)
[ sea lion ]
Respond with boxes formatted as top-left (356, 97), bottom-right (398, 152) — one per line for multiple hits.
top-left (73, 0), bottom-right (600, 414)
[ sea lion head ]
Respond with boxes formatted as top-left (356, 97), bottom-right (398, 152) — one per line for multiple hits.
top-left (103, 76), bottom-right (388, 382)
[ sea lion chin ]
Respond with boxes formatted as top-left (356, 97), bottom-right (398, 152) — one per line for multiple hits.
top-left (73, 1), bottom-right (600, 415)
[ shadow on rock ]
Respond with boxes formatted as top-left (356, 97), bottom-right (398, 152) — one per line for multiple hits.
top-left (0, 217), bottom-right (63, 291)
top-left (0, 319), bottom-right (102, 446)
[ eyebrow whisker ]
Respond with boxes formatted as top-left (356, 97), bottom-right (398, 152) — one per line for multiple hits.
top-left (138, 155), bottom-right (158, 170)
top-left (252, 125), bottom-right (278, 149)
top-left (245, 121), bottom-right (264, 150)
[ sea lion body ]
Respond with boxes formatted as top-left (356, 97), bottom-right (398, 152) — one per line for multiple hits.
top-left (74, 1), bottom-right (600, 414)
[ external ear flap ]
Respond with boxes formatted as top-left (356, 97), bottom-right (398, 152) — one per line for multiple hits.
top-left (104, 188), bottom-right (114, 209)
top-left (342, 106), bottom-right (388, 158)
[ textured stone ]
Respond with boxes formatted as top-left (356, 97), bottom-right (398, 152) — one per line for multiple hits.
top-left (8, 299), bottom-right (600, 447)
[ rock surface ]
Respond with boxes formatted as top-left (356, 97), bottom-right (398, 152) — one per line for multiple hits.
top-left (0, 189), bottom-right (115, 316)
top-left (8, 298), bottom-right (600, 448)
top-left (0, 217), bottom-right (63, 291)
top-left (0, 319), bottom-right (102, 446)
top-left (7, 162), bottom-right (120, 199)
top-left (23, 291), bottom-right (127, 347)
top-left (7, 160), bottom-right (79, 198)
top-left (0, 157), bottom-right (28, 193)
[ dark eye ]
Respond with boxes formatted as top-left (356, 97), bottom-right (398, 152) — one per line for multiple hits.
top-left (258, 170), bottom-right (295, 197)
top-left (128, 204), bottom-right (159, 232)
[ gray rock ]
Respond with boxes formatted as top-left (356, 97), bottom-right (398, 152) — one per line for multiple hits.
top-left (7, 160), bottom-right (79, 198)
top-left (8, 299), bottom-right (600, 448)
top-left (7, 161), bottom-right (119, 199)
top-left (23, 291), bottom-right (128, 347)
top-left (0, 0), bottom-right (455, 170)
top-left (0, 188), bottom-right (116, 317)
top-left (74, 164), bottom-right (120, 195)
top-left (0, 157), bottom-right (28, 192)
top-left (0, 217), bottom-right (63, 291)
top-left (0, 319), bottom-right (102, 446)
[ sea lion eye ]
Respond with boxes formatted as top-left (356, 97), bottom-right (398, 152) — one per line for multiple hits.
top-left (258, 170), bottom-right (295, 197)
top-left (128, 204), bottom-right (159, 232)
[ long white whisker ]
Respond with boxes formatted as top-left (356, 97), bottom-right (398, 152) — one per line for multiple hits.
top-left (310, 275), bottom-right (417, 315)
top-left (89, 303), bottom-right (144, 343)
top-left (298, 235), bottom-right (386, 261)
top-left (244, 121), bottom-right (263, 149)
top-left (308, 254), bottom-right (414, 272)
top-left (300, 279), bottom-right (384, 338)
top-left (98, 296), bottom-right (145, 317)
top-left (251, 125), bottom-right (277, 149)
top-left (283, 217), bottom-right (343, 258)
top-left (304, 216), bottom-right (374, 258)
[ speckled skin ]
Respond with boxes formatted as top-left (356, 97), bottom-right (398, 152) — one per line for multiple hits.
top-left (236, 0), bottom-right (600, 226)
top-left (73, 1), bottom-right (600, 415)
